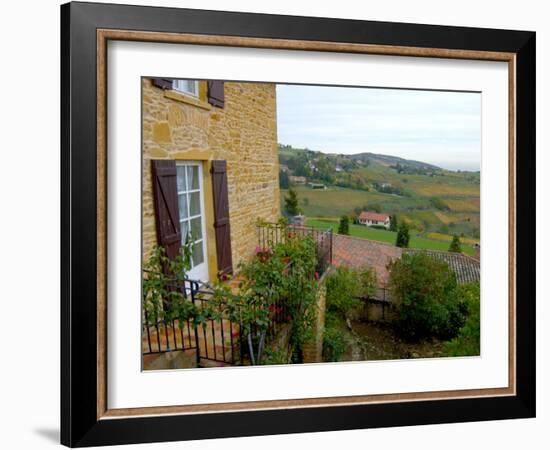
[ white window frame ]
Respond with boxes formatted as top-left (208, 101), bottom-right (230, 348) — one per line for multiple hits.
top-left (175, 161), bottom-right (209, 281)
top-left (172, 79), bottom-right (199, 98)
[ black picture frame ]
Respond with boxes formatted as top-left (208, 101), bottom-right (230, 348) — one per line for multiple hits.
top-left (61, 1), bottom-right (536, 447)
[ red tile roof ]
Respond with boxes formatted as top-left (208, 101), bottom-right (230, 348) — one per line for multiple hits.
top-left (332, 235), bottom-right (480, 287)
top-left (332, 235), bottom-right (401, 286)
top-left (358, 211), bottom-right (389, 222)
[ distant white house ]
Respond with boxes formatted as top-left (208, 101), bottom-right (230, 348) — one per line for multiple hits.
top-left (308, 182), bottom-right (326, 190)
top-left (358, 211), bottom-right (390, 229)
top-left (289, 175), bottom-right (307, 184)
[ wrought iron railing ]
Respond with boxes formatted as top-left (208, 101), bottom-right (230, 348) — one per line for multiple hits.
top-left (142, 273), bottom-right (293, 367)
top-left (256, 223), bottom-right (333, 275)
top-left (142, 278), bottom-right (243, 366)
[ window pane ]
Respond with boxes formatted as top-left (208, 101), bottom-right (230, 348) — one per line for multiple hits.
top-left (178, 194), bottom-right (188, 220)
top-left (190, 217), bottom-right (202, 241)
top-left (187, 165), bottom-right (199, 190)
top-left (180, 220), bottom-right (189, 244)
top-left (192, 241), bottom-right (204, 266)
top-left (174, 79), bottom-right (197, 96)
top-left (176, 166), bottom-right (187, 192)
top-left (189, 191), bottom-right (201, 216)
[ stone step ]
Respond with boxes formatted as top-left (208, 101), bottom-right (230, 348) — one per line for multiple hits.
top-left (143, 349), bottom-right (197, 370)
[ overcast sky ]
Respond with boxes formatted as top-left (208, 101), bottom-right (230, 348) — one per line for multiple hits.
top-left (276, 84), bottom-right (481, 171)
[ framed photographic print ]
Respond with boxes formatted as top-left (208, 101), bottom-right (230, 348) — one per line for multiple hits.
top-left (61, 1), bottom-right (536, 447)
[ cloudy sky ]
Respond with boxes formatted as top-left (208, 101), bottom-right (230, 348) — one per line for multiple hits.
top-left (276, 84), bottom-right (481, 171)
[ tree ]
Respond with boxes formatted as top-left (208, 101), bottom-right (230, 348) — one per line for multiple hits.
top-left (338, 215), bottom-right (350, 235)
top-left (395, 222), bottom-right (410, 248)
top-left (449, 235), bottom-right (462, 253)
top-left (443, 283), bottom-right (480, 356)
top-left (284, 187), bottom-right (301, 216)
top-left (389, 214), bottom-right (398, 232)
top-left (388, 252), bottom-right (467, 340)
top-left (279, 169), bottom-right (289, 189)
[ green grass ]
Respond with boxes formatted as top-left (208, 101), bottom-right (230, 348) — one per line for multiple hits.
top-left (306, 218), bottom-right (475, 256)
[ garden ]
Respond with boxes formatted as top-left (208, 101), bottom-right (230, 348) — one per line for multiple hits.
top-left (322, 252), bottom-right (480, 363)
top-left (142, 221), bottom-right (329, 368)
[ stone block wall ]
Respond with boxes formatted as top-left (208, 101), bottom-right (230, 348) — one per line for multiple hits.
top-left (142, 79), bottom-right (280, 278)
top-left (302, 277), bottom-right (327, 364)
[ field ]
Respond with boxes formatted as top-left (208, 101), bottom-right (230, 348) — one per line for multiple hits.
top-left (282, 185), bottom-right (479, 235)
top-left (306, 218), bottom-right (476, 256)
top-left (283, 186), bottom-right (430, 218)
top-left (279, 146), bottom-right (480, 256)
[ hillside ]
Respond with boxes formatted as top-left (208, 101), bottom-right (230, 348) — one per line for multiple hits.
top-left (278, 144), bottom-right (480, 246)
top-left (350, 152), bottom-right (441, 171)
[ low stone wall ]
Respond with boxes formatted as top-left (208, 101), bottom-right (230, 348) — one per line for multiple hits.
top-left (359, 300), bottom-right (397, 323)
top-left (302, 272), bottom-right (328, 364)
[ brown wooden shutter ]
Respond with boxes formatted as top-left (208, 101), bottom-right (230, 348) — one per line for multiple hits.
top-left (151, 78), bottom-right (173, 90)
top-left (151, 160), bottom-right (181, 261)
top-left (211, 160), bottom-right (233, 276)
top-left (207, 81), bottom-right (225, 108)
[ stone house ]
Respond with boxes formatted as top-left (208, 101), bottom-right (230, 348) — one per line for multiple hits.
top-left (142, 78), bottom-right (280, 282)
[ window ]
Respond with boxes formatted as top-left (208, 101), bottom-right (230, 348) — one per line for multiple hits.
top-left (172, 79), bottom-right (199, 97)
top-left (176, 161), bottom-right (208, 281)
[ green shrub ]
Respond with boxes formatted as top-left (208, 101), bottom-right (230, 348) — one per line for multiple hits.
top-left (246, 231), bottom-right (319, 362)
top-left (388, 252), bottom-right (467, 340)
top-left (322, 312), bottom-right (347, 362)
top-left (444, 283), bottom-right (480, 356)
top-left (326, 265), bottom-right (376, 316)
top-left (357, 266), bottom-right (377, 299)
top-left (449, 235), bottom-right (462, 253)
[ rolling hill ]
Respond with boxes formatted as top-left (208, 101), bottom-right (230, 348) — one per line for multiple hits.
top-left (278, 144), bottom-right (480, 247)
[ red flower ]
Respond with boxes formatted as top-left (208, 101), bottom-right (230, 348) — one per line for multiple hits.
top-left (314, 272), bottom-right (320, 280)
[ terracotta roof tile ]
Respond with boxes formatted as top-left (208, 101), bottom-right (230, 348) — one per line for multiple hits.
top-left (332, 235), bottom-right (480, 287)
top-left (358, 211), bottom-right (389, 222)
